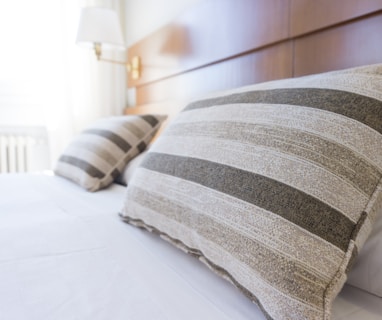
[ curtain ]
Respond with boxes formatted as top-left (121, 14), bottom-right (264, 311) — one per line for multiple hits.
top-left (0, 0), bottom-right (126, 169)
top-left (49, 0), bottom-right (126, 166)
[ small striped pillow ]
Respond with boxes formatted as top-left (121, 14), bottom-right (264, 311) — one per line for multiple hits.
top-left (55, 114), bottom-right (166, 191)
top-left (121, 64), bottom-right (382, 319)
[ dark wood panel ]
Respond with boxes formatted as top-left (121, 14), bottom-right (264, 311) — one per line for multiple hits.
top-left (128, 0), bottom-right (289, 88)
top-left (136, 42), bottom-right (293, 105)
top-left (294, 13), bottom-right (382, 77)
top-left (290, 0), bottom-right (382, 36)
top-left (127, 0), bottom-right (382, 106)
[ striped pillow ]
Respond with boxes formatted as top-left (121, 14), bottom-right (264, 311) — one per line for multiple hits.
top-left (121, 64), bottom-right (382, 319)
top-left (55, 115), bottom-right (166, 191)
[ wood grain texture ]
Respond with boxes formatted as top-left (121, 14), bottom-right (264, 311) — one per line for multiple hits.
top-left (294, 13), bottom-right (382, 76)
top-left (290, 0), bottom-right (382, 36)
top-left (135, 42), bottom-right (293, 105)
top-left (126, 0), bottom-right (382, 108)
top-left (128, 0), bottom-right (289, 87)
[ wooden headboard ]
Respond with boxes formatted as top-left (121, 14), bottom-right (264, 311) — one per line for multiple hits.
top-left (125, 0), bottom-right (382, 116)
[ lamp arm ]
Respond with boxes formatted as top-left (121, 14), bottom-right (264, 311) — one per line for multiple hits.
top-left (98, 57), bottom-right (135, 74)
top-left (99, 57), bottom-right (127, 66)
top-left (92, 42), bottom-right (141, 79)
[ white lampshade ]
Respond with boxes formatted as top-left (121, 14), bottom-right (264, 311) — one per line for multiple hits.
top-left (76, 7), bottom-right (125, 50)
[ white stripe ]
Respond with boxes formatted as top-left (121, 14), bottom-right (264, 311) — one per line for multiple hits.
top-left (75, 133), bottom-right (126, 159)
top-left (175, 104), bottom-right (382, 170)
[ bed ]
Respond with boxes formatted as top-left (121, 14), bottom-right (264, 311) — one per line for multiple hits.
top-left (2, 1), bottom-right (382, 319)
top-left (1, 172), bottom-right (382, 320)
top-left (0, 171), bottom-right (379, 320)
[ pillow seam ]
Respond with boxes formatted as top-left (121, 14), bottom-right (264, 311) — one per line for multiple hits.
top-left (322, 176), bottom-right (382, 319)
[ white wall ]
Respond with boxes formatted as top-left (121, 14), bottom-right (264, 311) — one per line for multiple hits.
top-left (123, 0), bottom-right (202, 47)
top-left (123, 0), bottom-right (202, 106)
top-left (0, 0), bottom-right (63, 127)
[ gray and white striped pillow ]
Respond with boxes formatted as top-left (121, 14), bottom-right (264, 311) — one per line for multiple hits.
top-left (55, 114), bottom-right (166, 191)
top-left (121, 64), bottom-right (382, 319)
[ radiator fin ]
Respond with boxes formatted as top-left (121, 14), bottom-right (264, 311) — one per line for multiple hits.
top-left (0, 127), bottom-right (50, 173)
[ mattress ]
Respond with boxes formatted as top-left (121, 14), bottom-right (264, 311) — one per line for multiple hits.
top-left (0, 173), bottom-right (381, 320)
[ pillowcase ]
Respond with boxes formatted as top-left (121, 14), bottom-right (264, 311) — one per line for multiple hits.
top-left (120, 64), bottom-right (382, 319)
top-left (116, 150), bottom-right (148, 186)
top-left (55, 114), bottom-right (166, 191)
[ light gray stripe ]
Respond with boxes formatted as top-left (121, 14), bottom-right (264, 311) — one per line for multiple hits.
top-left (122, 122), bottom-right (145, 139)
top-left (164, 121), bottom-right (381, 196)
top-left (172, 104), bottom-right (382, 171)
top-left (70, 140), bottom-right (118, 166)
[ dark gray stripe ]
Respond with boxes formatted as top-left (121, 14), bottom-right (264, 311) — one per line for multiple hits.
top-left (84, 129), bottom-right (131, 152)
top-left (111, 167), bottom-right (121, 180)
top-left (165, 122), bottom-right (381, 196)
top-left (141, 152), bottom-right (355, 251)
top-left (137, 141), bottom-right (147, 152)
top-left (59, 155), bottom-right (105, 178)
top-left (140, 115), bottom-right (159, 127)
top-left (184, 88), bottom-right (382, 134)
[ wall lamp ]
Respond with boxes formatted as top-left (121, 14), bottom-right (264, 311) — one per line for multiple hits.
top-left (76, 7), bottom-right (141, 80)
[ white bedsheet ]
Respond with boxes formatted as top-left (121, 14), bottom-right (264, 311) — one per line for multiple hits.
top-left (0, 173), bottom-right (381, 320)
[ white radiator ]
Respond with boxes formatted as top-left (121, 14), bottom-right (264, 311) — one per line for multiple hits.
top-left (0, 127), bottom-right (50, 173)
